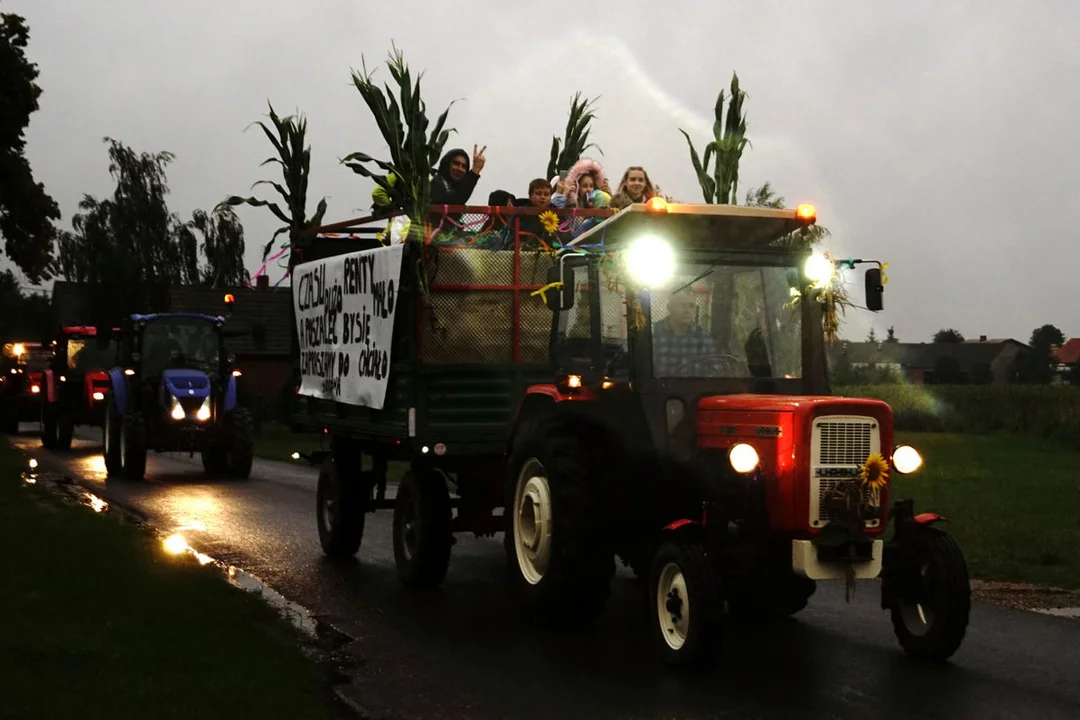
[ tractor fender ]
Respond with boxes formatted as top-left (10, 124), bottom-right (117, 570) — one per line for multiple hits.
top-left (660, 518), bottom-right (706, 544)
top-left (107, 368), bottom-right (129, 414)
top-left (914, 512), bottom-right (948, 526)
top-left (225, 373), bottom-right (238, 413)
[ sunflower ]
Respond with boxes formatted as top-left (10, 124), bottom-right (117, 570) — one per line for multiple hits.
top-left (539, 210), bottom-right (560, 234)
top-left (859, 452), bottom-right (889, 491)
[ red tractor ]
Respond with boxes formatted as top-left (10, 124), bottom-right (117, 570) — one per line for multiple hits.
top-left (1, 341), bottom-right (49, 435)
top-left (40, 326), bottom-right (117, 450)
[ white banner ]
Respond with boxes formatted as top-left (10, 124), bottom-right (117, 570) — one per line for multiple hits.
top-left (293, 243), bottom-right (405, 409)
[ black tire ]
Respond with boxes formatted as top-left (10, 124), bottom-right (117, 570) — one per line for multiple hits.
top-left (3, 400), bottom-right (20, 435)
top-left (41, 403), bottom-right (58, 449)
top-left (650, 540), bottom-right (723, 669)
top-left (393, 469), bottom-right (453, 589)
top-left (57, 411), bottom-right (75, 450)
top-left (316, 456), bottom-right (366, 557)
top-left (889, 527), bottom-right (971, 661)
top-left (727, 574), bottom-right (817, 620)
top-left (201, 446), bottom-right (228, 475)
top-left (504, 427), bottom-right (613, 626)
top-left (120, 410), bottom-right (147, 481)
top-left (103, 398), bottom-right (122, 478)
top-left (224, 407), bottom-right (254, 478)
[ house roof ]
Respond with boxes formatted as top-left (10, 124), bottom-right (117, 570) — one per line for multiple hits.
top-left (1054, 338), bottom-right (1080, 365)
top-left (167, 286), bottom-right (291, 356)
top-left (828, 340), bottom-right (1027, 369)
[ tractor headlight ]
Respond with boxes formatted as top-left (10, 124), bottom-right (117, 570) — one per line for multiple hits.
top-left (804, 253), bottom-right (835, 286)
top-left (170, 396), bottom-right (185, 421)
top-left (196, 397), bottom-right (211, 422)
top-left (728, 443), bottom-right (760, 474)
top-left (892, 445), bottom-right (923, 474)
top-left (624, 235), bottom-right (675, 288)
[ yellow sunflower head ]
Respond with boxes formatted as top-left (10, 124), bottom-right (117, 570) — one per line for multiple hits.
top-left (859, 452), bottom-right (889, 490)
top-left (539, 210), bottom-right (560, 234)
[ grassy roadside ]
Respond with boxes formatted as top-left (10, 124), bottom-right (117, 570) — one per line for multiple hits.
top-left (0, 443), bottom-right (336, 719)
top-left (894, 431), bottom-right (1080, 589)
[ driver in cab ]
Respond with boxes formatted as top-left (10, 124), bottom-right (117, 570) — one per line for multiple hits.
top-left (652, 287), bottom-right (722, 377)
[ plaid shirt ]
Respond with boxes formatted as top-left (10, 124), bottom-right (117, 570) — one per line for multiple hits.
top-left (652, 319), bottom-right (720, 377)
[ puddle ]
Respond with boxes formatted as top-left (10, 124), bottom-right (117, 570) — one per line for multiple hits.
top-left (1035, 607), bottom-right (1080, 619)
top-left (226, 566), bottom-right (319, 639)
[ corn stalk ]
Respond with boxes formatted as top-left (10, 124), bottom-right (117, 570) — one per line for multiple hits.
top-left (679, 72), bottom-right (750, 205)
top-left (221, 102), bottom-right (328, 264)
top-left (342, 42), bottom-right (454, 239)
top-left (546, 92), bottom-right (602, 179)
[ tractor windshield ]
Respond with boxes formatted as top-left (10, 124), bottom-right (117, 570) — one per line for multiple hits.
top-left (140, 317), bottom-right (220, 376)
top-left (649, 260), bottom-right (803, 380)
top-left (67, 338), bottom-right (116, 371)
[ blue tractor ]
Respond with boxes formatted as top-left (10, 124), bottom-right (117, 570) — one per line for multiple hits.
top-left (102, 311), bottom-right (255, 481)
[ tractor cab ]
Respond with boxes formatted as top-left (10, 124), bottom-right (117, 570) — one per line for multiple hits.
top-left (40, 327), bottom-right (120, 449)
top-left (1, 341), bottom-right (49, 434)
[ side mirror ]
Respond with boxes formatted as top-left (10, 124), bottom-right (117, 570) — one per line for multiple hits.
top-left (227, 353), bottom-right (236, 366)
top-left (543, 265), bottom-right (576, 312)
top-left (865, 268), bottom-right (884, 311)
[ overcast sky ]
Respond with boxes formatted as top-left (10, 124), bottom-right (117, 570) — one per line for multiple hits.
top-left (11, 0), bottom-right (1080, 344)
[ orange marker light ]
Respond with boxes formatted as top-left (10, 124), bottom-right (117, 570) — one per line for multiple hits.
top-left (646, 196), bottom-right (668, 212)
top-left (223, 293), bottom-right (236, 305)
top-left (796, 204), bottom-right (817, 221)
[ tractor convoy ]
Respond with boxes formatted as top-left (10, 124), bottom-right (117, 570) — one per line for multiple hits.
top-left (289, 199), bottom-right (971, 668)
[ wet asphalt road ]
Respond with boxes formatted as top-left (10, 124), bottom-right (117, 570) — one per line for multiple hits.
top-left (10, 424), bottom-right (1080, 720)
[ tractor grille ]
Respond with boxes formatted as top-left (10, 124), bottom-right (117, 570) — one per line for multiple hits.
top-left (809, 416), bottom-right (881, 529)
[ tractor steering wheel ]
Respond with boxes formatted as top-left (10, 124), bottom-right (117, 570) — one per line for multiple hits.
top-left (667, 352), bottom-right (747, 377)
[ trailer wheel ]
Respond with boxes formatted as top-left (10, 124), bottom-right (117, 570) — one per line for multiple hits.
top-left (103, 398), bottom-right (122, 478)
top-left (727, 574), bottom-right (817, 620)
top-left (57, 411), bottom-right (75, 450)
top-left (393, 469), bottom-right (453, 589)
top-left (889, 527), bottom-right (971, 661)
top-left (120, 410), bottom-right (147, 481)
top-left (224, 407), bottom-right (254, 479)
top-left (40, 403), bottom-right (58, 449)
top-left (316, 456), bottom-right (366, 557)
top-left (504, 428), bottom-right (613, 626)
top-left (650, 540), bottom-right (723, 669)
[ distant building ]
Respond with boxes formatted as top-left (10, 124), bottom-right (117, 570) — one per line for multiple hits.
top-left (828, 337), bottom-right (1029, 384)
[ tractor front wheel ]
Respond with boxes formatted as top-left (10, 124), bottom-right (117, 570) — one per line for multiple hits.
top-left (650, 540), bottom-right (723, 669)
top-left (120, 411), bottom-right (147, 481)
top-left (57, 411), bottom-right (75, 450)
top-left (393, 469), bottom-right (453, 589)
top-left (504, 428), bottom-right (613, 627)
top-left (40, 403), bottom-right (58, 449)
top-left (727, 573), bottom-right (817, 621)
top-left (103, 398), bottom-right (122, 477)
top-left (888, 526), bottom-right (971, 661)
top-left (224, 408), bottom-right (254, 478)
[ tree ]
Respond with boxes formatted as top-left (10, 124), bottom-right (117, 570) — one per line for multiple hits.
top-left (885, 326), bottom-right (899, 343)
top-left (866, 328), bottom-right (878, 343)
top-left (933, 328), bottom-right (964, 343)
top-left (185, 205), bottom-right (249, 288)
top-left (1022, 323), bottom-right (1066, 384)
top-left (546, 92), bottom-right (602, 179)
top-left (680, 73), bottom-right (749, 205)
top-left (55, 137), bottom-right (202, 322)
top-left (0, 9), bottom-right (60, 283)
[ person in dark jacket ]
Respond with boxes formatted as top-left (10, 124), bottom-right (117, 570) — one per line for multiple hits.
top-left (431, 145), bottom-right (486, 205)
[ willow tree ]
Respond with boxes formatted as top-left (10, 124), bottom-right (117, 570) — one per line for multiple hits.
top-left (680, 72), bottom-right (749, 205)
top-left (222, 102), bottom-right (328, 271)
top-left (342, 43), bottom-right (454, 240)
top-left (546, 92), bottom-right (602, 179)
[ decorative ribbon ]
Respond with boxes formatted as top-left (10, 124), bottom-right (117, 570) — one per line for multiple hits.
top-left (530, 281), bottom-right (563, 304)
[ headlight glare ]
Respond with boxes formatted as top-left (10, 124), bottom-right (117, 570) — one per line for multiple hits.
top-left (728, 443), bottom-right (760, 474)
top-left (196, 397), bottom-right (211, 421)
top-left (170, 396), bottom-right (185, 421)
top-left (892, 444), bottom-right (923, 474)
top-left (624, 235), bottom-right (675, 287)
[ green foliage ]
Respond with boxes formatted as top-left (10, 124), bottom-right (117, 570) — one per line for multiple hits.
top-left (933, 328), bottom-right (964, 343)
top-left (835, 383), bottom-right (1080, 449)
top-left (185, 205), bottom-right (249, 287)
top-left (223, 102), bottom-right (328, 262)
top-left (0, 9), bottom-right (60, 282)
top-left (0, 269), bottom-right (51, 338)
top-left (342, 42), bottom-right (454, 234)
top-left (546, 92), bottom-right (602, 179)
top-left (679, 72), bottom-right (750, 205)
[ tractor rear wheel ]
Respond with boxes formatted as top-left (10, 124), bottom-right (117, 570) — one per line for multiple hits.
top-left (393, 469), bottom-right (453, 589)
top-left (504, 426), bottom-right (613, 627)
top-left (57, 411), bottom-right (75, 450)
top-left (224, 408), bottom-right (254, 478)
top-left (120, 410), bottom-right (147, 481)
